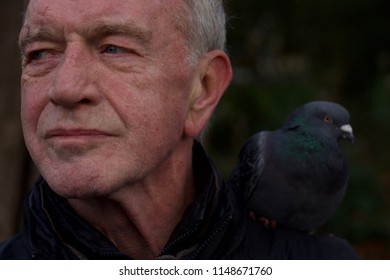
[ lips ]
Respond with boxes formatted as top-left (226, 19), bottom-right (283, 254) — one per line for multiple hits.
top-left (45, 128), bottom-right (113, 139)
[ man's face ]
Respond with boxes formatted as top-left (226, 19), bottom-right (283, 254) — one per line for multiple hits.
top-left (20, 0), bottom-right (196, 197)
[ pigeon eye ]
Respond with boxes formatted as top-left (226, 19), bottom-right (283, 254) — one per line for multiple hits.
top-left (323, 115), bottom-right (333, 124)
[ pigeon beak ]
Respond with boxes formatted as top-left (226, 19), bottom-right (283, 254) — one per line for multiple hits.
top-left (340, 124), bottom-right (355, 143)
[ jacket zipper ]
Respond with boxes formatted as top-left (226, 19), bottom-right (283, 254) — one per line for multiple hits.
top-left (186, 213), bottom-right (232, 259)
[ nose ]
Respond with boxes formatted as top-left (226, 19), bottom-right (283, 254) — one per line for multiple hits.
top-left (49, 44), bottom-right (100, 108)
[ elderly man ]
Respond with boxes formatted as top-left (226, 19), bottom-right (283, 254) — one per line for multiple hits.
top-left (0, 0), bottom-right (360, 259)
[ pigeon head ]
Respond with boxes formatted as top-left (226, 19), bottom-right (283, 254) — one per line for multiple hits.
top-left (284, 101), bottom-right (355, 143)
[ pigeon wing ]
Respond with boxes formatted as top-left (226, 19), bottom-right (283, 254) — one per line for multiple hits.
top-left (229, 132), bottom-right (268, 203)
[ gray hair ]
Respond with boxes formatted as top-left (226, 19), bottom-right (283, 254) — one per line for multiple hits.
top-left (176, 0), bottom-right (228, 65)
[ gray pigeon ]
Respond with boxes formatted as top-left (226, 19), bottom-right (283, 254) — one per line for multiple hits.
top-left (229, 101), bottom-right (355, 232)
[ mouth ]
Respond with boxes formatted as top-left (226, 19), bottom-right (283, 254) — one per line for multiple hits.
top-left (340, 124), bottom-right (355, 143)
top-left (46, 129), bottom-right (111, 138)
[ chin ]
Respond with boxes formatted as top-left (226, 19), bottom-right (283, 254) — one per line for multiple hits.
top-left (35, 154), bottom-right (124, 199)
top-left (42, 171), bottom-right (115, 199)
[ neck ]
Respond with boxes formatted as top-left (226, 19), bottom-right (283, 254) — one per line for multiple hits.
top-left (67, 139), bottom-right (196, 259)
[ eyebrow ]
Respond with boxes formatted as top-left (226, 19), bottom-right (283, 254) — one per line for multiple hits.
top-left (19, 20), bottom-right (153, 53)
top-left (88, 21), bottom-right (153, 47)
top-left (19, 25), bottom-right (63, 52)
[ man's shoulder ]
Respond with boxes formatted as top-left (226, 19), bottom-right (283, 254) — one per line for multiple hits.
top-left (229, 220), bottom-right (361, 260)
top-left (0, 232), bottom-right (31, 260)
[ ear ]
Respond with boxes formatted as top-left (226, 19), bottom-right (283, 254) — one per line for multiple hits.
top-left (184, 50), bottom-right (232, 138)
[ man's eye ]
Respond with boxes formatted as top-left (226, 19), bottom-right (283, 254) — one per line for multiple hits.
top-left (29, 50), bottom-right (49, 60)
top-left (103, 45), bottom-right (128, 54)
top-left (27, 49), bottom-right (53, 61)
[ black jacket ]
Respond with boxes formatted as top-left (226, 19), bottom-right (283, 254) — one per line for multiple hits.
top-left (0, 143), bottom-right (360, 259)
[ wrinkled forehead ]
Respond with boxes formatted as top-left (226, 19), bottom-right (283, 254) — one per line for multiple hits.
top-left (23, 0), bottom-right (183, 30)
top-left (20, 0), bottom-right (188, 51)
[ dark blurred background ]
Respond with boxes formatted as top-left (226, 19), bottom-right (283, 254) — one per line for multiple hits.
top-left (1, 0), bottom-right (389, 259)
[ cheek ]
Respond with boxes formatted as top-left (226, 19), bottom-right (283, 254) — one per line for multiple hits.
top-left (106, 69), bottom-right (191, 137)
top-left (144, 83), bottom-right (190, 138)
top-left (21, 78), bottom-right (43, 133)
top-left (120, 93), bottom-right (186, 143)
top-left (20, 76), bottom-right (50, 157)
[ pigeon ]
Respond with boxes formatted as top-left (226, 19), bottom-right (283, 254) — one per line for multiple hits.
top-left (228, 101), bottom-right (355, 232)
